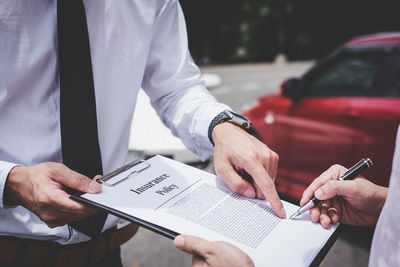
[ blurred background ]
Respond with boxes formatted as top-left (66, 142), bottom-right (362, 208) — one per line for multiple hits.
top-left (121, 1), bottom-right (400, 266)
top-left (181, 0), bottom-right (400, 64)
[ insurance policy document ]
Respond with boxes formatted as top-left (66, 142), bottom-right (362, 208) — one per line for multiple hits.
top-left (80, 155), bottom-right (338, 266)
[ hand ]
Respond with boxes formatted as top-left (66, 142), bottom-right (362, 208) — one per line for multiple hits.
top-left (4, 163), bottom-right (102, 228)
top-left (212, 122), bottom-right (285, 218)
top-left (174, 235), bottom-right (254, 267)
top-left (300, 164), bottom-right (388, 228)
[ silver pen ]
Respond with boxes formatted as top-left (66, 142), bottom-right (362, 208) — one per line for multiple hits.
top-left (290, 158), bottom-right (373, 219)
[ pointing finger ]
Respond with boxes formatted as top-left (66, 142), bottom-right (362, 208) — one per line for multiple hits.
top-left (243, 161), bottom-right (285, 218)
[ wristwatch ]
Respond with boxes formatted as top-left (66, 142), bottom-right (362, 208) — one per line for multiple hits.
top-left (208, 110), bottom-right (257, 146)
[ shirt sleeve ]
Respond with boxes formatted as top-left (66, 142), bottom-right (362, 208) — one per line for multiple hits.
top-left (141, 0), bottom-right (230, 161)
top-left (0, 160), bottom-right (19, 208)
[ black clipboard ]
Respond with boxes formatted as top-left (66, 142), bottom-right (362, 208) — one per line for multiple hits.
top-left (310, 224), bottom-right (343, 266)
top-left (70, 158), bottom-right (178, 239)
top-left (70, 157), bottom-right (341, 265)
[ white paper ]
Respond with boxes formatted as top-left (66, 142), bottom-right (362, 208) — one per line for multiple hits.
top-left (82, 155), bottom-right (338, 266)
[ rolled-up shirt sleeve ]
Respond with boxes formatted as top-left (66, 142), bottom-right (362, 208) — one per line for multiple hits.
top-left (141, 0), bottom-right (230, 161)
top-left (0, 160), bottom-right (19, 208)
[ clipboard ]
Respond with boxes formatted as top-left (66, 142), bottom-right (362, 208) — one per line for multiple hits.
top-left (97, 160), bottom-right (151, 186)
top-left (70, 157), bottom-right (179, 239)
top-left (70, 155), bottom-right (340, 266)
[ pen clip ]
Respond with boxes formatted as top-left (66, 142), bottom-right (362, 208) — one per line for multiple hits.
top-left (98, 160), bottom-right (151, 186)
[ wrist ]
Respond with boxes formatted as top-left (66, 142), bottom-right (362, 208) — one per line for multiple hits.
top-left (4, 166), bottom-right (24, 206)
top-left (366, 184), bottom-right (388, 226)
top-left (212, 122), bottom-right (246, 145)
top-left (375, 185), bottom-right (388, 212)
top-left (208, 110), bottom-right (254, 146)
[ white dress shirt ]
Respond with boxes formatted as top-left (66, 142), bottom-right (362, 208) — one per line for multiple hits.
top-left (369, 126), bottom-right (400, 266)
top-left (0, 0), bottom-right (228, 244)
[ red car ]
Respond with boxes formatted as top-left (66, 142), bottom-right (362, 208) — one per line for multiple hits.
top-left (243, 32), bottom-right (400, 200)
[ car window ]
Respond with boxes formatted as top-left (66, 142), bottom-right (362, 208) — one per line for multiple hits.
top-left (305, 51), bottom-right (385, 97)
top-left (392, 69), bottom-right (400, 95)
top-left (386, 55), bottom-right (400, 97)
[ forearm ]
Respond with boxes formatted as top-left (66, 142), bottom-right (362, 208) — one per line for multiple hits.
top-left (141, 0), bottom-right (230, 160)
top-left (154, 86), bottom-right (229, 159)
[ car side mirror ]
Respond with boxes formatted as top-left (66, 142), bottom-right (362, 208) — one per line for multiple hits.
top-left (281, 78), bottom-right (301, 101)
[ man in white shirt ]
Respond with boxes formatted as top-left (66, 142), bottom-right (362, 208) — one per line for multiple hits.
top-left (174, 127), bottom-right (400, 267)
top-left (0, 1), bottom-right (284, 266)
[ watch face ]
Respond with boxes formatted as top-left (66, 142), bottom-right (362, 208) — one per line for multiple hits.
top-left (224, 110), bottom-right (252, 129)
top-left (224, 110), bottom-right (235, 120)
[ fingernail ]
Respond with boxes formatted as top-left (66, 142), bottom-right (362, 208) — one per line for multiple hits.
top-left (89, 178), bottom-right (101, 193)
top-left (244, 189), bottom-right (255, 198)
top-left (280, 207), bottom-right (286, 219)
top-left (315, 189), bottom-right (322, 199)
top-left (174, 235), bottom-right (185, 248)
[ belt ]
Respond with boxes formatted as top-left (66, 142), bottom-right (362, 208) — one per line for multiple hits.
top-left (0, 223), bottom-right (138, 267)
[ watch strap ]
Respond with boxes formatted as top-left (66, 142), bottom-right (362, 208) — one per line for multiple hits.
top-left (208, 111), bottom-right (230, 146)
top-left (208, 111), bottom-right (258, 146)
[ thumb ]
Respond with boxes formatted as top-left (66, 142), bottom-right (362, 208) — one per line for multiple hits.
top-left (174, 235), bottom-right (211, 256)
top-left (52, 165), bottom-right (102, 193)
top-left (314, 180), bottom-right (353, 200)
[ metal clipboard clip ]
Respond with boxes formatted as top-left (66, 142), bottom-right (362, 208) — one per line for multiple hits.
top-left (97, 160), bottom-right (151, 186)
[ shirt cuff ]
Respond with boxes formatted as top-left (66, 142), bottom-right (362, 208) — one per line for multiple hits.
top-left (0, 161), bottom-right (20, 208)
top-left (191, 103), bottom-right (231, 161)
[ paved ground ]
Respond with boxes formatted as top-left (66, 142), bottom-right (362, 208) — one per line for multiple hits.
top-left (120, 62), bottom-right (373, 267)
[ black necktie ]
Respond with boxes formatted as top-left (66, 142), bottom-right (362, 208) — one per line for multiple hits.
top-left (57, 0), bottom-right (107, 238)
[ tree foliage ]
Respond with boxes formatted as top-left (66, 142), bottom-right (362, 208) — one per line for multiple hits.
top-left (180, 0), bottom-right (400, 64)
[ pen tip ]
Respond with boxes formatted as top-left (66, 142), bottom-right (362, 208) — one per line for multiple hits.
top-left (289, 212), bottom-right (299, 220)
